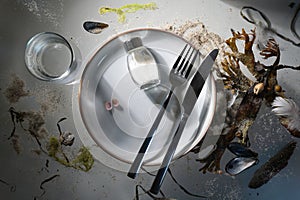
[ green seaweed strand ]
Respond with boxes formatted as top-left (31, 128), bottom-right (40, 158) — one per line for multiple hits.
top-left (99, 2), bottom-right (158, 23)
top-left (72, 147), bottom-right (94, 172)
top-left (47, 136), bottom-right (94, 172)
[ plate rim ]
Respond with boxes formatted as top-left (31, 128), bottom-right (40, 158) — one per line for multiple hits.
top-left (78, 27), bottom-right (216, 166)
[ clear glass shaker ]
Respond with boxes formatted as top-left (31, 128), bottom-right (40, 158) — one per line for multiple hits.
top-left (124, 37), bottom-right (160, 90)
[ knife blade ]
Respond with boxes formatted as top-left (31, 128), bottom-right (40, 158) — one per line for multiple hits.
top-left (150, 48), bottom-right (218, 194)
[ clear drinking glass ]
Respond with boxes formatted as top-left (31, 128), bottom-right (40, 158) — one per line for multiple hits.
top-left (24, 32), bottom-right (82, 85)
top-left (124, 37), bottom-right (160, 90)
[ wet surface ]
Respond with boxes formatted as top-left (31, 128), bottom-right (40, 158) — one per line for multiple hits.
top-left (1, 0), bottom-right (300, 199)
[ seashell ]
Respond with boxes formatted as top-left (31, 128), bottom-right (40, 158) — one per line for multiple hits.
top-left (105, 101), bottom-right (113, 110)
top-left (274, 84), bottom-right (282, 92)
top-left (225, 157), bottom-right (258, 176)
top-left (253, 82), bottom-right (264, 95)
top-left (83, 21), bottom-right (109, 34)
top-left (248, 141), bottom-right (297, 188)
top-left (112, 99), bottom-right (119, 107)
top-left (227, 142), bottom-right (258, 158)
top-left (60, 131), bottom-right (75, 146)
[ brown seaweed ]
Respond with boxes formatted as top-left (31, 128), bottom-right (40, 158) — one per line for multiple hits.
top-left (8, 108), bottom-right (94, 172)
top-left (135, 168), bottom-right (207, 199)
top-left (248, 141), bottom-right (297, 189)
top-left (195, 27), bottom-right (300, 176)
top-left (197, 85), bottom-right (263, 174)
top-left (8, 107), bottom-right (47, 153)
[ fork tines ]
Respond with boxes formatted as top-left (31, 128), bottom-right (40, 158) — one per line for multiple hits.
top-left (173, 44), bottom-right (198, 79)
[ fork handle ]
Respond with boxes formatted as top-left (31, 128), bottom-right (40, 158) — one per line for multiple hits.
top-left (127, 88), bottom-right (174, 179)
top-left (150, 114), bottom-right (188, 194)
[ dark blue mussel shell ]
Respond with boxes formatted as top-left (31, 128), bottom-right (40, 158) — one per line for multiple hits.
top-left (225, 157), bottom-right (259, 176)
top-left (83, 21), bottom-right (109, 34)
top-left (227, 142), bottom-right (258, 158)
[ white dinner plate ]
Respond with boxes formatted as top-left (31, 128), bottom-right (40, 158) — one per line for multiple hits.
top-left (77, 28), bottom-right (216, 168)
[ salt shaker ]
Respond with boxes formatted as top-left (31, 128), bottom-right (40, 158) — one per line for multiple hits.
top-left (124, 37), bottom-right (160, 90)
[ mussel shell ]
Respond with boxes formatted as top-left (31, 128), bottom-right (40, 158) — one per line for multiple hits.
top-left (83, 21), bottom-right (109, 34)
top-left (225, 157), bottom-right (259, 176)
top-left (227, 142), bottom-right (258, 158)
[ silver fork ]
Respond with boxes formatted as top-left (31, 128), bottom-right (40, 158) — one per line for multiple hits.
top-left (127, 44), bottom-right (198, 179)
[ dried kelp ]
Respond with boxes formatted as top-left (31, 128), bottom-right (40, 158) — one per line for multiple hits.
top-left (248, 141), bottom-right (297, 189)
top-left (290, 4), bottom-right (300, 40)
top-left (34, 174), bottom-right (60, 200)
top-left (240, 6), bottom-right (300, 47)
top-left (135, 168), bottom-right (207, 199)
top-left (0, 178), bottom-right (16, 192)
top-left (197, 85), bottom-right (263, 174)
top-left (8, 107), bottom-right (47, 153)
top-left (135, 185), bottom-right (160, 200)
top-left (8, 109), bottom-right (94, 172)
top-left (195, 28), bottom-right (300, 175)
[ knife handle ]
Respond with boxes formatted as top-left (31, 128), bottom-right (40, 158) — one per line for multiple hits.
top-left (127, 89), bottom-right (174, 179)
top-left (150, 114), bottom-right (188, 194)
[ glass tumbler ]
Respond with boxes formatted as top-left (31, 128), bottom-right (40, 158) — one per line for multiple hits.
top-left (24, 32), bottom-right (82, 85)
top-left (124, 37), bottom-right (160, 90)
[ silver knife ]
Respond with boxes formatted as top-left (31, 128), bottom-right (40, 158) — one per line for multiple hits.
top-left (150, 49), bottom-right (219, 194)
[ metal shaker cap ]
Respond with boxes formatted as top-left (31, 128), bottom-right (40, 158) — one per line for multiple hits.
top-left (124, 37), bottom-right (143, 52)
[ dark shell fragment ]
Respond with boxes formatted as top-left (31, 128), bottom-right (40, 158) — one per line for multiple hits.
top-left (225, 157), bottom-right (259, 176)
top-left (248, 141), bottom-right (297, 189)
top-left (83, 21), bottom-right (109, 34)
top-left (227, 142), bottom-right (258, 158)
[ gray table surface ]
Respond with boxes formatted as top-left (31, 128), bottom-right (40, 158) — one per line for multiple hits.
top-left (1, 0), bottom-right (300, 199)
